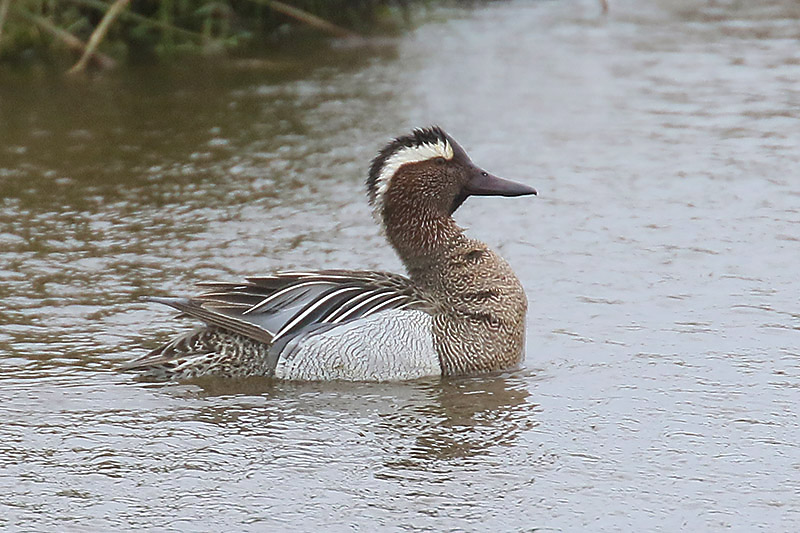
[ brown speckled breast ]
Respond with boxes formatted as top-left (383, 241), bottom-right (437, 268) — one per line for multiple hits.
top-left (409, 236), bottom-right (528, 376)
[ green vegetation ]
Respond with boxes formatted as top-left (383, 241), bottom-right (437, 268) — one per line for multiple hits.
top-left (0, 0), bottom-right (420, 71)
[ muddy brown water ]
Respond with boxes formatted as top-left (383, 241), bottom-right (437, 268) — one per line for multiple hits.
top-left (1, 0), bottom-right (799, 530)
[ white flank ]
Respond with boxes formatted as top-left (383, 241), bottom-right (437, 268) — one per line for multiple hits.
top-left (373, 138), bottom-right (454, 221)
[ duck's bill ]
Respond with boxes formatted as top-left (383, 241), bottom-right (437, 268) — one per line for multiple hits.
top-left (466, 168), bottom-right (538, 197)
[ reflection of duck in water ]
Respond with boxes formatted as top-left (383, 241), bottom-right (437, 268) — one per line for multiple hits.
top-left (125, 127), bottom-right (536, 381)
top-left (378, 373), bottom-right (540, 465)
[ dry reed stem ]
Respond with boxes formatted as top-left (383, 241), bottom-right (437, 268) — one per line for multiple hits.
top-left (66, 0), bottom-right (206, 42)
top-left (67, 0), bottom-right (131, 74)
top-left (13, 7), bottom-right (117, 69)
top-left (250, 0), bottom-right (361, 39)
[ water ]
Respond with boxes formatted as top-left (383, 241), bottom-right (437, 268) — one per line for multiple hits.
top-left (1, 0), bottom-right (799, 530)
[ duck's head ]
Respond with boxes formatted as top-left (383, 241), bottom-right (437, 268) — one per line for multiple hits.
top-left (367, 126), bottom-right (537, 227)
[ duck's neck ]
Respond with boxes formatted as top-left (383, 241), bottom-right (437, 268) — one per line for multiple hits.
top-left (382, 204), bottom-right (465, 278)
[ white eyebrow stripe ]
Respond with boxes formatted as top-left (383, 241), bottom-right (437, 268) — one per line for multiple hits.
top-left (373, 138), bottom-right (454, 219)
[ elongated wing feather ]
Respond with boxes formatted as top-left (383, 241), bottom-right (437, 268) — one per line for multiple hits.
top-left (144, 297), bottom-right (274, 343)
top-left (149, 270), bottom-right (434, 347)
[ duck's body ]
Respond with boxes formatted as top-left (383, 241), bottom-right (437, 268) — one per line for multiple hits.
top-left (125, 127), bottom-right (536, 381)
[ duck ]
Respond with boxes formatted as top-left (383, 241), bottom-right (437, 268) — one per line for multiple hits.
top-left (123, 126), bottom-right (537, 381)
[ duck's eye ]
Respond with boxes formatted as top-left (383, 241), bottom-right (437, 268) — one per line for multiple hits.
top-left (434, 157), bottom-right (447, 165)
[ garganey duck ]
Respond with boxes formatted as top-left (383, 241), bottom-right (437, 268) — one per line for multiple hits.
top-left (124, 126), bottom-right (537, 380)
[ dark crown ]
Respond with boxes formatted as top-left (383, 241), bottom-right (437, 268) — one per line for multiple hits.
top-left (366, 126), bottom-right (450, 206)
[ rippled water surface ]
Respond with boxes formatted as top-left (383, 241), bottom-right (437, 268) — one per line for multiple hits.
top-left (2, 0), bottom-right (799, 530)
